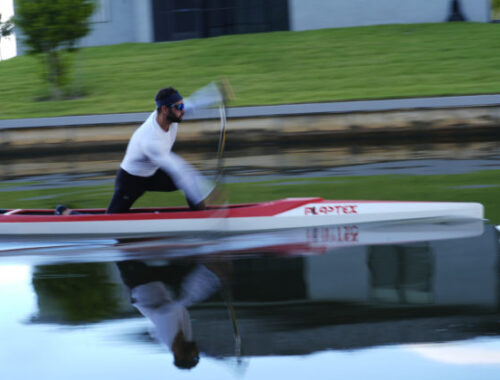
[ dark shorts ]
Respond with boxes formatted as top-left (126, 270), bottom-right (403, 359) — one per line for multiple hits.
top-left (107, 168), bottom-right (181, 213)
top-left (116, 260), bottom-right (197, 292)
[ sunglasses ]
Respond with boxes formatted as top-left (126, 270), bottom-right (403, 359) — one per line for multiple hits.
top-left (169, 103), bottom-right (185, 111)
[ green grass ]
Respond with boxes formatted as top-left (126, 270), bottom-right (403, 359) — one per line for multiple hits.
top-left (2, 170), bottom-right (499, 223)
top-left (1, 23), bottom-right (500, 119)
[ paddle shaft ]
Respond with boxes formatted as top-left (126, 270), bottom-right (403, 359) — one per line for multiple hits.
top-left (216, 103), bottom-right (227, 183)
top-left (215, 77), bottom-right (234, 183)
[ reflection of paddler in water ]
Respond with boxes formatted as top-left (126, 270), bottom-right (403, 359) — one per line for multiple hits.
top-left (116, 260), bottom-right (222, 369)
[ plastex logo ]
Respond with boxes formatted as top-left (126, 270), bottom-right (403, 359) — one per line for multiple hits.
top-left (305, 205), bottom-right (358, 215)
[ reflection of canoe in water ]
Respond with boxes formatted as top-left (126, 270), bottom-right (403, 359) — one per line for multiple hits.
top-left (116, 219), bottom-right (485, 258)
top-left (0, 197), bottom-right (484, 239)
top-left (0, 219), bottom-right (486, 265)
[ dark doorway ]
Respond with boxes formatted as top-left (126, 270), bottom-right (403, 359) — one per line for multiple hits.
top-left (152, 0), bottom-right (289, 42)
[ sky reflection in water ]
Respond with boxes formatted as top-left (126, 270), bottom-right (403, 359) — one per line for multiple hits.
top-left (0, 221), bottom-right (499, 380)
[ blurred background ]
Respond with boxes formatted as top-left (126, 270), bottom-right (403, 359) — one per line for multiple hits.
top-left (1, 1), bottom-right (500, 379)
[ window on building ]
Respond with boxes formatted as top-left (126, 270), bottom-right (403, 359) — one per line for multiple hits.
top-left (152, 0), bottom-right (289, 42)
top-left (92, 0), bottom-right (111, 23)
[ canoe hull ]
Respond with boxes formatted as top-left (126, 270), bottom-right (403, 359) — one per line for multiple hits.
top-left (0, 198), bottom-right (484, 238)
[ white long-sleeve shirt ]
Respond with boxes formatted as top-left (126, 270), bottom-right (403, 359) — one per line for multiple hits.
top-left (120, 83), bottom-right (222, 205)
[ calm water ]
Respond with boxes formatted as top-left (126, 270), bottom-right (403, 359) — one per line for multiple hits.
top-left (1, 142), bottom-right (500, 379)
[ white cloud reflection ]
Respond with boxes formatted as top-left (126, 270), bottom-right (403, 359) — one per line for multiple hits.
top-left (405, 339), bottom-right (500, 365)
top-left (0, 264), bottom-right (30, 285)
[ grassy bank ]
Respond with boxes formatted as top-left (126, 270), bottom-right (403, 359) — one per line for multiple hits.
top-left (2, 170), bottom-right (499, 224)
top-left (1, 23), bottom-right (499, 119)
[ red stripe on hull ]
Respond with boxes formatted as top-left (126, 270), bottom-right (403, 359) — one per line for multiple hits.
top-left (0, 198), bottom-right (324, 223)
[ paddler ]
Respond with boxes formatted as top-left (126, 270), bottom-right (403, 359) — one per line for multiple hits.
top-left (106, 82), bottom-right (226, 213)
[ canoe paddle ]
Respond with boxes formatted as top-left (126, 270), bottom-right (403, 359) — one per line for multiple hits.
top-left (215, 78), bottom-right (235, 184)
top-left (206, 78), bottom-right (234, 209)
top-left (217, 103), bottom-right (227, 181)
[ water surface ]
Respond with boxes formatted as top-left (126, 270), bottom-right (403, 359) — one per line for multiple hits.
top-left (1, 142), bottom-right (500, 379)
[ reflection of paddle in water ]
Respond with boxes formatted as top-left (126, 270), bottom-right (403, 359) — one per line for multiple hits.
top-left (226, 288), bottom-right (242, 361)
top-left (221, 278), bottom-right (242, 360)
top-left (205, 261), bottom-right (243, 362)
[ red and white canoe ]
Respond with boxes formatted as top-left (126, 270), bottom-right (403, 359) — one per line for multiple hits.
top-left (0, 198), bottom-right (484, 238)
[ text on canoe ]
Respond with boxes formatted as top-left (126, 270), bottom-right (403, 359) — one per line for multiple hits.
top-left (305, 205), bottom-right (358, 215)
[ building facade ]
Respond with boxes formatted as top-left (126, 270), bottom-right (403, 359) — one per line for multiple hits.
top-left (290, 0), bottom-right (491, 31)
top-left (15, 0), bottom-right (492, 54)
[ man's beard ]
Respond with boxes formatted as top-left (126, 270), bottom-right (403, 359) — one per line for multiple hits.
top-left (167, 112), bottom-right (183, 123)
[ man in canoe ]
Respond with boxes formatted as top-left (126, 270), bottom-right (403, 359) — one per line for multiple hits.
top-left (106, 82), bottom-right (225, 213)
top-left (55, 82), bottom-right (227, 216)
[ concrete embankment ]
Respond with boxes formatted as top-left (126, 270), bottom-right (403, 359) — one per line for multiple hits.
top-left (1, 95), bottom-right (500, 155)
